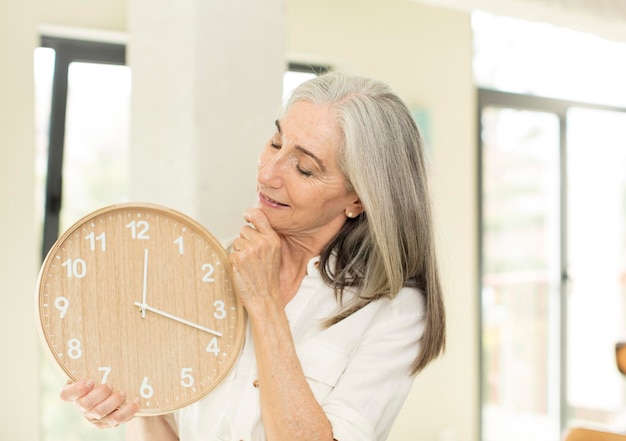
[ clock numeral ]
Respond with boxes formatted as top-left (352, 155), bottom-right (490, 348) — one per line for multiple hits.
top-left (181, 368), bottom-right (194, 388)
top-left (140, 376), bottom-right (154, 399)
top-left (174, 236), bottom-right (184, 255)
top-left (98, 366), bottom-right (112, 384)
top-left (126, 220), bottom-right (150, 240)
top-left (202, 263), bottom-right (215, 282)
top-left (67, 338), bottom-right (83, 359)
top-left (213, 300), bottom-right (226, 320)
top-left (54, 296), bottom-right (69, 318)
top-left (62, 258), bottom-right (86, 278)
top-left (206, 336), bottom-right (220, 356)
top-left (85, 231), bottom-right (106, 251)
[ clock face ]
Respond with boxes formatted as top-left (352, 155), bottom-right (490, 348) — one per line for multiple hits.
top-left (36, 203), bottom-right (245, 415)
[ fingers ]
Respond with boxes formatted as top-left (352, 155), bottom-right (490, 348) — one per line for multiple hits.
top-left (82, 392), bottom-right (139, 427)
top-left (80, 398), bottom-right (139, 429)
top-left (229, 208), bottom-right (281, 290)
top-left (242, 208), bottom-right (272, 235)
top-left (61, 379), bottom-right (140, 428)
top-left (231, 209), bottom-right (275, 254)
top-left (75, 383), bottom-right (119, 417)
top-left (60, 378), bottom-right (95, 402)
top-left (108, 399), bottom-right (141, 424)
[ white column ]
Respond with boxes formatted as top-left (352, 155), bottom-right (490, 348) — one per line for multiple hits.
top-left (128, 0), bottom-right (286, 240)
top-left (0, 0), bottom-right (39, 438)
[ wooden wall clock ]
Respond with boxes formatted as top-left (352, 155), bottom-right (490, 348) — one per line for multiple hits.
top-left (36, 202), bottom-right (245, 415)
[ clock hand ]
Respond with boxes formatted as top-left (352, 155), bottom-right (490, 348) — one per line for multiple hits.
top-left (141, 249), bottom-right (149, 318)
top-left (133, 301), bottom-right (223, 337)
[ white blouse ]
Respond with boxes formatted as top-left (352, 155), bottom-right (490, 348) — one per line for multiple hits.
top-left (173, 256), bottom-right (425, 441)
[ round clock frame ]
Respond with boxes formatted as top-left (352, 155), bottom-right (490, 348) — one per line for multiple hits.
top-left (36, 202), bottom-right (245, 415)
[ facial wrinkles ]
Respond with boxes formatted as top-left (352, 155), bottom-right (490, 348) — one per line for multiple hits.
top-left (259, 150), bottom-right (344, 212)
top-left (260, 102), bottom-right (350, 202)
top-left (273, 135), bottom-right (323, 182)
top-left (283, 109), bottom-right (336, 161)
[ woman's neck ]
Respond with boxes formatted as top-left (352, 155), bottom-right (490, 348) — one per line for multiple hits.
top-left (277, 237), bottom-right (320, 306)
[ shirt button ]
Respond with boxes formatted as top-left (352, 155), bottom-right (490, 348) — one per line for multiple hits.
top-left (253, 379), bottom-right (259, 388)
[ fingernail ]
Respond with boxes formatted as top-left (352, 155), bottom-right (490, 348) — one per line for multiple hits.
top-left (85, 379), bottom-right (95, 390)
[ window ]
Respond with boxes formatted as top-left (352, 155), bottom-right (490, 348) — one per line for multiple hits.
top-left (476, 12), bottom-right (626, 441)
top-left (283, 62), bottom-right (330, 101)
top-left (38, 37), bottom-right (129, 260)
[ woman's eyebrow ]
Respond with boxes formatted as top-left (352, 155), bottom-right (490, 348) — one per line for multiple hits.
top-left (275, 119), bottom-right (326, 172)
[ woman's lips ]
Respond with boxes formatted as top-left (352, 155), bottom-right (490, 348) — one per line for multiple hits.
top-left (259, 193), bottom-right (288, 208)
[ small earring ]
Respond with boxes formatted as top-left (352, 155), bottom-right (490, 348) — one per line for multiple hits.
top-left (347, 211), bottom-right (354, 218)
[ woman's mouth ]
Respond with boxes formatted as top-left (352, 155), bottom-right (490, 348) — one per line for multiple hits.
top-left (259, 193), bottom-right (289, 208)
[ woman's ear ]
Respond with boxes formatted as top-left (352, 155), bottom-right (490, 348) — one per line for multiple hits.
top-left (345, 199), bottom-right (364, 218)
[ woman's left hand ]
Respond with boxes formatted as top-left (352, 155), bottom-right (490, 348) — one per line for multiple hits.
top-left (229, 208), bottom-right (282, 311)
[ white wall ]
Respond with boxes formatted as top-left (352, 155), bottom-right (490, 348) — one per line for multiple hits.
top-left (1, 1), bottom-right (39, 439)
top-left (0, 0), bottom-right (478, 439)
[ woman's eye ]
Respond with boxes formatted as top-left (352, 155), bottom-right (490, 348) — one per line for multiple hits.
top-left (297, 165), bottom-right (313, 177)
top-left (269, 132), bottom-right (281, 149)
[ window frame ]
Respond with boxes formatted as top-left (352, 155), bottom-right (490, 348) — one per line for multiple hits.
top-left (478, 87), bottom-right (626, 439)
top-left (40, 36), bottom-right (126, 260)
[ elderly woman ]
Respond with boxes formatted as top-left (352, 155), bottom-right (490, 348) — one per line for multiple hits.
top-left (61, 71), bottom-right (446, 441)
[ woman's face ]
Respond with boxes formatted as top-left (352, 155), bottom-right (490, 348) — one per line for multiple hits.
top-left (256, 100), bottom-right (360, 243)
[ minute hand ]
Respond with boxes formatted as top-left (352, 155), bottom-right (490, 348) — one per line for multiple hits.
top-left (134, 301), bottom-right (222, 337)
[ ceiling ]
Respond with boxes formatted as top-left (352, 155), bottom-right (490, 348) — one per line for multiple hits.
top-left (411, 0), bottom-right (626, 41)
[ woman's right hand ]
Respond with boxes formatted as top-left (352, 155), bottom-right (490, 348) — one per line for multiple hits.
top-left (59, 379), bottom-right (140, 429)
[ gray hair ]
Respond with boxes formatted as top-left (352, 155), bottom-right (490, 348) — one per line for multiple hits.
top-left (283, 71), bottom-right (445, 374)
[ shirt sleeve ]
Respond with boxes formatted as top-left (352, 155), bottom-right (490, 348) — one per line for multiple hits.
top-left (321, 287), bottom-right (426, 441)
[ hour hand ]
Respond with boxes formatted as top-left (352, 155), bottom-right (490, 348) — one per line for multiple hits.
top-left (133, 301), bottom-right (223, 337)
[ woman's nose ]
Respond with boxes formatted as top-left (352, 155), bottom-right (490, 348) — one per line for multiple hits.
top-left (257, 151), bottom-right (285, 188)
